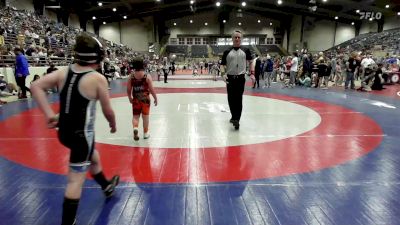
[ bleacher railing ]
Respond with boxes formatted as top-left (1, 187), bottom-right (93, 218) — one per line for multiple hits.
top-left (0, 55), bottom-right (74, 67)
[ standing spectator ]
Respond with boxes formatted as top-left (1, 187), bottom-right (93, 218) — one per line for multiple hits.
top-left (162, 56), bottom-right (169, 83)
top-left (315, 59), bottom-right (328, 88)
top-left (171, 61), bottom-right (176, 75)
top-left (31, 34), bottom-right (119, 225)
top-left (334, 60), bottom-right (342, 86)
top-left (264, 55), bottom-right (274, 88)
top-left (302, 54), bottom-right (312, 78)
top-left (220, 30), bottom-right (253, 130)
top-left (0, 31), bottom-right (4, 47)
top-left (289, 52), bottom-right (299, 87)
top-left (253, 54), bottom-right (261, 88)
top-left (127, 58), bottom-right (158, 141)
top-left (14, 47), bottom-right (30, 99)
top-left (345, 52), bottom-right (360, 90)
top-left (330, 56), bottom-right (336, 82)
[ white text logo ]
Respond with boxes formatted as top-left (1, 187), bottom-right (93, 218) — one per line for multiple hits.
top-left (359, 12), bottom-right (382, 20)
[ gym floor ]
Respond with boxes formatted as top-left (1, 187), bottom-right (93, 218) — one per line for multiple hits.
top-left (0, 73), bottom-right (399, 225)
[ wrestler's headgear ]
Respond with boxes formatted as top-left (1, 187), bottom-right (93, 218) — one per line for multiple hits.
top-left (73, 34), bottom-right (105, 65)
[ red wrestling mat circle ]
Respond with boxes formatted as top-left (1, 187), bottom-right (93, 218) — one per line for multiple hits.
top-left (0, 91), bottom-right (383, 183)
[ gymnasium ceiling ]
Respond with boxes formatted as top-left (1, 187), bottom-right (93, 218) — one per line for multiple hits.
top-left (44, 0), bottom-right (399, 25)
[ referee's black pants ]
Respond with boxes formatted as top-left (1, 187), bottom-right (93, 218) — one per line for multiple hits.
top-left (16, 76), bottom-right (27, 97)
top-left (226, 75), bottom-right (246, 121)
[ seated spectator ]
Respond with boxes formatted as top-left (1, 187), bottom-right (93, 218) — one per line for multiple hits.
top-left (0, 73), bottom-right (18, 97)
top-left (371, 63), bottom-right (385, 90)
top-left (46, 63), bottom-right (58, 74)
top-left (299, 75), bottom-right (312, 87)
top-left (31, 74), bottom-right (40, 83)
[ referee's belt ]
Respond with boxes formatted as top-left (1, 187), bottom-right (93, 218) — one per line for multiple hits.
top-left (227, 74), bottom-right (245, 78)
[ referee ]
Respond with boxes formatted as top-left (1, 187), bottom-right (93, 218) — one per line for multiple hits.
top-left (221, 30), bottom-right (253, 130)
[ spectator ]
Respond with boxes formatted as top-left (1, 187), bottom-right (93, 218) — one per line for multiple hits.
top-left (253, 54), bottom-right (262, 88)
top-left (0, 31), bottom-right (4, 47)
top-left (14, 47), bottom-right (30, 99)
top-left (0, 73), bottom-right (17, 97)
top-left (289, 52), bottom-right (299, 87)
top-left (31, 74), bottom-right (40, 83)
top-left (47, 63), bottom-right (58, 74)
top-left (263, 55), bottom-right (274, 88)
top-left (345, 52), bottom-right (360, 90)
top-left (371, 63), bottom-right (385, 90)
top-left (17, 31), bottom-right (25, 47)
top-left (299, 75), bottom-right (312, 87)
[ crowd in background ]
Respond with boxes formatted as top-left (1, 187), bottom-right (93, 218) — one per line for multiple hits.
top-left (0, 6), bottom-right (141, 67)
top-left (246, 49), bottom-right (399, 91)
top-left (1, 5), bottom-right (400, 104)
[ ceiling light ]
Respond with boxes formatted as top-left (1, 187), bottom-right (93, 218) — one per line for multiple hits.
top-left (334, 16), bottom-right (338, 20)
top-left (356, 9), bottom-right (360, 13)
top-left (216, 2), bottom-right (221, 7)
top-left (257, 19), bottom-right (261, 23)
top-left (173, 22), bottom-right (177, 26)
top-left (98, 2), bottom-right (102, 6)
top-left (103, 21), bottom-right (106, 24)
top-left (223, 19), bottom-right (226, 23)
top-left (123, 16), bottom-right (127, 19)
top-left (112, 8), bottom-right (116, 12)
top-left (92, 16), bottom-right (96, 20)
top-left (385, 4), bottom-right (389, 8)
top-left (270, 22), bottom-right (272, 26)
top-left (398, 12), bottom-right (400, 16)
top-left (238, 22), bottom-right (242, 26)
top-left (322, 0), bottom-right (327, 2)
top-left (190, 0), bottom-right (194, 4)
top-left (156, 0), bottom-right (161, 1)
top-left (205, 22), bottom-right (208, 26)
top-left (241, 2), bottom-right (246, 7)
top-left (351, 22), bottom-right (354, 25)
top-left (190, 20), bottom-right (193, 23)
top-left (277, 0), bottom-right (282, 5)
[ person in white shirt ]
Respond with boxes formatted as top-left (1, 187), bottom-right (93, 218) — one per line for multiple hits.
top-left (361, 54), bottom-right (375, 79)
top-left (289, 52), bottom-right (299, 87)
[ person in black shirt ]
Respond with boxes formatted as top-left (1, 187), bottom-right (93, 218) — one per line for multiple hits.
top-left (371, 63), bottom-right (385, 90)
top-left (253, 54), bottom-right (262, 88)
top-left (31, 34), bottom-right (119, 225)
top-left (47, 63), bottom-right (58, 74)
top-left (220, 30), bottom-right (253, 130)
top-left (315, 59), bottom-right (328, 88)
top-left (345, 52), bottom-right (360, 89)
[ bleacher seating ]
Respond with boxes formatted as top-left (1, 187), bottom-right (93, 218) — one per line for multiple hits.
top-left (0, 6), bottom-right (138, 67)
top-left (257, 45), bottom-right (285, 56)
top-left (165, 45), bottom-right (188, 55)
top-left (191, 45), bottom-right (207, 57)
top-left (210, 45), bottom-right (230, 55)
top-left (325, 28), bottom-right (400, 56)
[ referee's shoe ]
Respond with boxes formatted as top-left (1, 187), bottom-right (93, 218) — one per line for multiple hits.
top-left (232, 120), bottom-right (240, 130)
